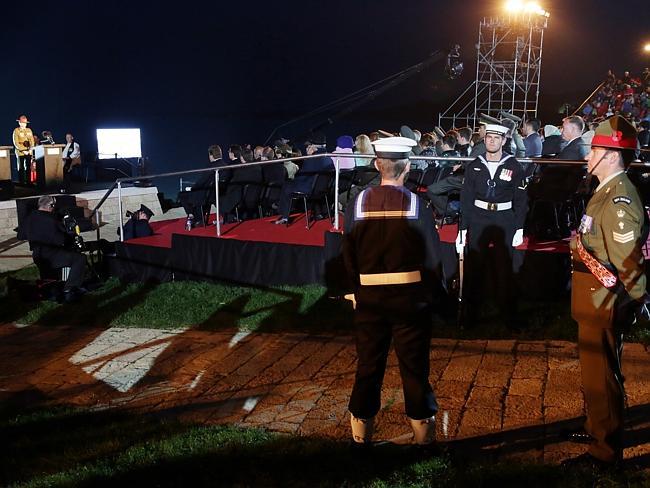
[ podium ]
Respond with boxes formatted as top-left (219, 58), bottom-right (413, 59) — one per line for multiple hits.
top-left (34, 144), bottom-right (65, 188)
top-left (0, 145), bottom-right (12, 181)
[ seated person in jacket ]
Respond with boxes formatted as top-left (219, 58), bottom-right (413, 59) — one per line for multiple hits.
top-left (219, 147), bottom-right (264, 221)
top-left (541, 125), bottom-right (564, 156)
top-left (455, 127), bottom-right (473, 157)
top-left (179, 145), bottom-right (229, 226)
top-left (273, 133), bottom-right (333, 224)
top-left (426, 134), bottom-right (462, 218)
top-left (25, 195), bottom-right (86, 301)
top-left (121, 204), bottom-right (154, 240)
top-left (522, 119), bottom-right (542, 157)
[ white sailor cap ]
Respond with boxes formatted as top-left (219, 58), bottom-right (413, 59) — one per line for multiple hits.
top-left (371, 136), bottom-right (417, 159)
top-left (484, 124), bottom-right (509, 136)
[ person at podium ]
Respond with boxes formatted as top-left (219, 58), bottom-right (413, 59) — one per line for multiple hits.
top-left (12, 115), bottom-right (34, 185)
top-left (61, 133), bottom-right (81, 193)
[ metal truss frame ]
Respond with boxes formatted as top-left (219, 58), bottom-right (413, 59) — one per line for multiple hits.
top-left (439, 13), bottom-right (548, 130)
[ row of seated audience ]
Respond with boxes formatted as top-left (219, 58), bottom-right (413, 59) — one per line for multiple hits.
top-left (175, 109), bottom-right (649, 237)
top-left (581, 69), bottom-right (650, 126)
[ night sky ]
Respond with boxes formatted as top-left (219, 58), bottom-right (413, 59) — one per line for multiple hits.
top-left (2, 0), bottom-right (648, 194)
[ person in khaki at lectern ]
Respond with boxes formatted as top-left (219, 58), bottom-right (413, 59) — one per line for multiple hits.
top-left (12, 115), bottom-right (35, 185)
top-left (565, 115), bottom-right (650, 470)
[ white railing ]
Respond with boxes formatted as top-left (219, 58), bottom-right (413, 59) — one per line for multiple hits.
top-left (94, 153), bottom-right (649, 241)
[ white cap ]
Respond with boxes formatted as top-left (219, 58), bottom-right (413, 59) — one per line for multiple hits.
top-left (544, 124), bottom-right (561, 138)
top-left (484, 124), bottom-right (509, 136)
top-left (371, 136), bottom-right (417, 158)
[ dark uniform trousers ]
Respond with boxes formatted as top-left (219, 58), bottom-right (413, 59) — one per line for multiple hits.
top-left (33, 245), bottom-right (86, 291)
top-left (572, 268), bottom-right (625, 463)
top-left (17, 155), bottom-right (30, 185)
top-left (348, 291), bottom-right (438, 420)
top-left (466, 208), bottom-right (516, 318)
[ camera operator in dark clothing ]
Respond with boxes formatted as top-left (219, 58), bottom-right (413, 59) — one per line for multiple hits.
top-left (120, 204), bottom-right (154, 240)
top-left (25, 195), bottom-right (86, 301)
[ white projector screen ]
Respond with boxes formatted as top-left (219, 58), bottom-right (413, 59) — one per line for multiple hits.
top-left (97, 128), bottom-right (142, 159)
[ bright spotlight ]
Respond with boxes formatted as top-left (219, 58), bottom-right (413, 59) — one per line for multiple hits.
top-left (504, 0), bottom-right (548, 17)
top-left (505, 0), bottom-right (524, 12)
top-left (644, 43), bottom-right (650, 53)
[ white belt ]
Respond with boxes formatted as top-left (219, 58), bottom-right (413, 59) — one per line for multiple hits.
top-left (359, 270), bottom-right (421, 286)
top-left (474, 199), bottom-right (512, 211)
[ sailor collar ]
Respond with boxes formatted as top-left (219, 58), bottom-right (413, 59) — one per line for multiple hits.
top-left (477, 154), bottom-right (513, 167)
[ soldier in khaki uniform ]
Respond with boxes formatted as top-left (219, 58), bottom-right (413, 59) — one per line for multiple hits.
top-left (12, 115), bottom-right (35, 185)
top-left (566, 115), bottom-right (650, 469)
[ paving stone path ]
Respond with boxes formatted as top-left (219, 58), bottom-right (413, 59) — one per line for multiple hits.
top-left (2, 322), bottom-right (650, 464)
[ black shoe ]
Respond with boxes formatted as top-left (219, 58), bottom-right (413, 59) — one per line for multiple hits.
top-left (62, 289), bottom-right (81, 304)
top-left (561, 452), bottom-right (621, 472)
top-left (443, 215), bottom-right (457, 225)
top-left (562, 429), bottom-right (594, 444)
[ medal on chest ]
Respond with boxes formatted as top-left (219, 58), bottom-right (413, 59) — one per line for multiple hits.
top-left (499, 168), bottom-right (513, 181)
top-left (578, 214), bottom-right (593, 234)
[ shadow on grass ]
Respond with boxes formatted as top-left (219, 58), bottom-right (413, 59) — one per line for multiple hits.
top-left (3, 399), bottom-right (650, 488)
top-left (1, 263), bottom-right (580, 342)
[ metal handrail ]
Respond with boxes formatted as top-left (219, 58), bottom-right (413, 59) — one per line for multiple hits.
top-left (97, 153), bottom-right (650, 241)
top-left (571, 81), bottom-right (606, 117)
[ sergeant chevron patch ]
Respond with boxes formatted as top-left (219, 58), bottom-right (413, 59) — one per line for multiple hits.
top-left (612, 230), bottom-right (635, 243)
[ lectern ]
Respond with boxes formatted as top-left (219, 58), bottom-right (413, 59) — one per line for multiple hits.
top-left (0, 145), bottom-right (12, 181)
top-left (33, 144), bottom-right (65, 189)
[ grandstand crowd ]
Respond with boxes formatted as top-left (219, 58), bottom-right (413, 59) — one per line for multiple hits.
top-left (176, 69), bottom-right (650, 237)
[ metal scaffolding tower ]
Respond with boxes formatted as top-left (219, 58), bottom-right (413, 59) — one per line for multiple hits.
top-left (439, 11), bottom-right (549, 129)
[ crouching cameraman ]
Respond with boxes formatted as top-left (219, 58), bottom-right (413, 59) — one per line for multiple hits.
top-left (25, 195), bottom-right (86, 302)
top-left (119, 204), bottom-right (154, 241)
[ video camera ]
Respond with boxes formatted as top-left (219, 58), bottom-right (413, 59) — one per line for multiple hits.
top-left (61, 213), bottom-right (85, 251)
top-left (445, 44), bottom-right (464, 80)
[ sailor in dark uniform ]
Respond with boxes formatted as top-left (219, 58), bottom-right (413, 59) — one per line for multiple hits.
top-left (342, 136), bottom-right (444, 447)
top-left (457, 124), bottom-right (528, 325)
top-left (120, 204), bottom-right (154, 241)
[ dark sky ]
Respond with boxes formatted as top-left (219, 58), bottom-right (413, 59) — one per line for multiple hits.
top-left (1, 0), bottom-right (648, 191)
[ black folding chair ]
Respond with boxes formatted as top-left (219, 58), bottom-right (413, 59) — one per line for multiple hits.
top-left (289, 171), bottom-right (334, 229)
top-left (420, 165), bottom-right (440, 188)
top-left (404, 168), bottom-right (424, 192)
top-left (353, 167), bottom-right (380, 186)
top-left (234, 183), bottom-right (265, 221)
top-left (260, 164), bottom-right (288, 216)
top-left (337, 169), bottom-right (356, 204)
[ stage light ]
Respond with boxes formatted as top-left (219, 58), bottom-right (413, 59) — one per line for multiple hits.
top-left (505, 0), bottom-right (524, 13)
top-left (644, 43), bottom-right (650, 53)
top-left (504, 0), bottom-right (549, 17)
top-left (97, 128), bottom-right (142, 159)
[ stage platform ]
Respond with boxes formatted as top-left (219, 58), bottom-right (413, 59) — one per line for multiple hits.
top-left (111, 214), bottom-right (577, 299)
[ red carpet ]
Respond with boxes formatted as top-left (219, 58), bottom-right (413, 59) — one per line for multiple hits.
top-left (128, 214), bottom-right (574, 254)
top-left (131, 213), bottom-right (338, 248)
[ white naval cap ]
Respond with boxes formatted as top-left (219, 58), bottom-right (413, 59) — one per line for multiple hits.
top-left (371, 136), bottom-right (417, 158)
top-left (484, 124), bottom-right (509, 136)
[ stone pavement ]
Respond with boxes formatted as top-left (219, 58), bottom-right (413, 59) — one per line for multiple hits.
top-left (2, 322), bottom-right (650, 464)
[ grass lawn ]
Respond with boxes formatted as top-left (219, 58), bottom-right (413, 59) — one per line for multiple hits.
top-left (2, 404), bottom-right (648, 488)
top-left (3, 264), bottom-right (650, 344)
top-left (0, 265), bottom-right (584, 340)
